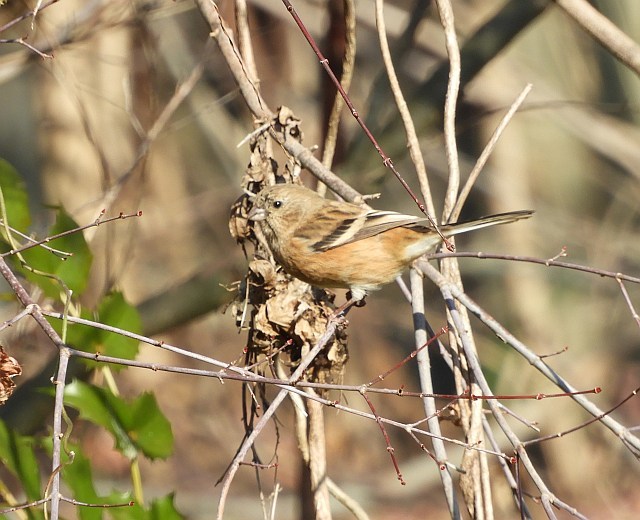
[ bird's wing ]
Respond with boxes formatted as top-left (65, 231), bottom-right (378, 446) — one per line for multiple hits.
top-left (307, 204), bottom-right (534, 253)
top-left (311, 209), bottom-right (427, 252)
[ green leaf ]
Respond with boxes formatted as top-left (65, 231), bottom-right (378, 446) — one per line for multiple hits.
top-left (19, 209), bottom-right (92, 297)
top-left (38, 439), bottom-right (137, 520)
top-left (54, 292), bottom-right (141, 367)
top-left (0, 158), bottom-right (31, 240)
top-left (64, 381), bottom-right (173, 461)
top-left (63, 381), bottom-right (137, 459)
top-left (95, 292), bottom-right (141, 361)
top-left (0, 419), bottom-right (41, 501)
top-left (59, 444), bottom-right (103, 520)
top-left (149, 494), bottom-right (184, 520)
top-left (126, 393), bottom-right (173, 459)
top-left (57, 448), bottom-right (137, 520)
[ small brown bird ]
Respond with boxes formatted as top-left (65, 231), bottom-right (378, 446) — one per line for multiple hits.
top-left (248, 184), bottom-right (532, 303)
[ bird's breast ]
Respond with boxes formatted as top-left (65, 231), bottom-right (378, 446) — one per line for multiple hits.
top-left (279, 230), bottom-right (420, 290)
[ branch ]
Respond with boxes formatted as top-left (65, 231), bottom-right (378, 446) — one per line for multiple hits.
top-left (554, 0), bottom-right (640, 76)
top-left (216, 320), bottom-right (339, 519)
top-left (419, 260), bottom-right (640, 458)
top-left (426, 251), bottom-right (640, 285)
top-left (195, 0), bottom-right (361, 202)
top-left (410, 268), bottom-right (459, 516)
top-left (436, 0), bottom-right (462, 221)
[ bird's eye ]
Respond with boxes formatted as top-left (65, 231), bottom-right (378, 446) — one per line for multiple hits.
top-left (272, 200), bottom-right (283, 209)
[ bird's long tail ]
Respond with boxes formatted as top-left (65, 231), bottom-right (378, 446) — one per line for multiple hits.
top-left (440, 210), bottom-right (534, 238)
top-left (403, 210), bottom-right (533, 260)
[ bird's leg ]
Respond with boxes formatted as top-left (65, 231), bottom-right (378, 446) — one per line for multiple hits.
top-left (330, 292), bottom-right (366, 321)
top-left (349, 291), bottom-right (368, 308)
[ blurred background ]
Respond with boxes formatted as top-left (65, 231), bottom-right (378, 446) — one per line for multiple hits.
top-left (0, 0), bottom-right (639, 518)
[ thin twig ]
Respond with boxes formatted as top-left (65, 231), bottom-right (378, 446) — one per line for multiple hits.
top-left (216, 320), bottom-right (339, 519)
top-left (0, 37), bottom-right (52, 58)
top-left (374, 0), bottom-right (442, 232)
top-left (367, 327), bottom-right (447, 386)
top-left (197, 0), bottom-right (361, 202)
top-left (433, 5), bottom-right (492, 512)
top-left (419, 260), bottom-right (640, 457)
top-left (426, 251), bottom-right (640, 285)
top-left (373, 0), bottom-right (429, 206)
top-left (496, 403), bottom-right (541, 432)
top-left (62, 346), bottom-right (509, 457)
top-left (0, 497), bottom-right (51, 515)
top-left (326, 479), bottom-right (370, 520)
top-left (360, 390), bottom-right (405, 485)
top-left (438, 279), bottom-right (584, 518)
top-left (1, 211), bottom-right (142, 258)
top-left (616, 277), bottom-right (640, 329)
top-left (0, 0), bottom-right (60, 34)
top-left (0, 220), bottom-right (71, 257)
top-left (234, 0), bottom-right (260, 84)
top-left (58, 496), bottom-right (134, 508)
top-left (431, 3), bottom-right (482, 509)
top-left (319, 0), bottom-right (356, 185)
top-left (280, 0), bottom-right (430, 215)
top-left (48, 347), bottom-right (71, 519)
top-left (0, 258), bottom-right (71, 520)
top-left (41, 309), bottom-right (600, 401)
top-left (482, 416), bottom-right (533, 519)
top-left (522, 386), bottom-right (639, 448)
top-left (450, 84), bottom-right (533, 221)
top-left (0, 305), bottom-right (35, 332)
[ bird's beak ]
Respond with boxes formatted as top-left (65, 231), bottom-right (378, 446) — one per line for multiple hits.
top-left (247, 206), bottom-right (267, 221)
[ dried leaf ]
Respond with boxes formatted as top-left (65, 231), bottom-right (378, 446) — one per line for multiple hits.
top-left (229, 107), bottom-right (348, 389)
top-left (229, 194), bottom-right (251, 241)
top-left (0, 344), bottom-right (21, 405)
top-left (248, 259), bottom-right (278, 289)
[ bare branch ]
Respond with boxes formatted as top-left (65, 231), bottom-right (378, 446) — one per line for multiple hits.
top-left (554, 0), bottom-right (640, 76)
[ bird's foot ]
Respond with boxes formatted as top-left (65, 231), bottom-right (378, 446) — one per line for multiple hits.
top-left (329, 293), bottom-right (366, 322)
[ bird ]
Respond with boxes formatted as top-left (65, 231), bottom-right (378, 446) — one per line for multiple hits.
top-left (248, 183), bottom-right (532, 306)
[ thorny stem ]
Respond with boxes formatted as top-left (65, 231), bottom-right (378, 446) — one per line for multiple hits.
top-left (0, 211), bottom-right (142, 258)
top-left (280, 0), bottom-right (445, 227)
top-left (360, 390), bottom-right (405, 485)
top-left (0, 0), bottom-right (60, 33)
top-left (427, 251), bottom-right (640, 285)
top-left (198, 0), bottom-right (361, 202)
top-left (0, 257), bottom-right (70, 518)
top-left (439, 282), bottom-right (576, 518)
top-left (419, 261), bottom-right (640, 458)
top-left (216, 320), bottom-right (339, 519)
